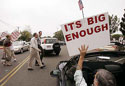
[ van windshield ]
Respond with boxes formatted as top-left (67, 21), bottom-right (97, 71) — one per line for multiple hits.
top-left (46, 39), bottom-right (56, 44)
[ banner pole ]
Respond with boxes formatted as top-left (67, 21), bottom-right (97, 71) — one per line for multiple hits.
top-left (82, 9), bottom-right (84, 19)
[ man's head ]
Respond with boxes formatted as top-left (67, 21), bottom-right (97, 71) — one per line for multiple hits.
top-left (94, 69), bottom-right (116, 86)
top-left (6, 35), bottom-right (11, 40)
top-left (33, 33), bottom-right (38, 38)
top-left (39, 31), bottom-right (42, 37)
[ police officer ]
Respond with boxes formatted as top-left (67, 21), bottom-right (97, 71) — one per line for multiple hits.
top-left (35, 31), bottom-right (45, 66)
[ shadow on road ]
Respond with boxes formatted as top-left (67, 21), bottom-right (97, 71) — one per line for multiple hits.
top-left (44, 53), bottom-right (60, 58)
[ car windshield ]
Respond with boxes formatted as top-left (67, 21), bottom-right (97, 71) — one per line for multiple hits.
top-left (46, 39), bottom-right (57, 44)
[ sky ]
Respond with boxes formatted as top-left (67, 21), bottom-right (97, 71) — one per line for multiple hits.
top-left (0, 0), bottom-right (124, 36)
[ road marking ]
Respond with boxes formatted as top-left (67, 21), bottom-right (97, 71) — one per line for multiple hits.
top-left (115, 58), bottom-right (125, 62)
top-left (0, 55), bottom-right (29, 84)
top-left (0, 57), bottom-right (29, 86)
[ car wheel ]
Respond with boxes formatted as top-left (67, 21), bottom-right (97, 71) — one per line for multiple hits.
top-left (53, 43), bottom-right (61, 55)
top-left (20, 49), bottom-right (23, 53)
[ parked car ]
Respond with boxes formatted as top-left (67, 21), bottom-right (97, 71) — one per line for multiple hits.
top-left (97, 43), bottom-right (118, 51)
top-left (50, 51), bottom-right (125, 86)
top-left (96, 42), bottom-right (125, 51)
top-left (41, 38), bottom-right (61, 55)
top-left (13, 41), bottom-right (29, 53)
top-left (0, 39), bottom-right (4, 46)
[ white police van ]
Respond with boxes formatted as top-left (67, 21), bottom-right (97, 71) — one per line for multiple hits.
top-left (41, 38), bottom-right (61, 55)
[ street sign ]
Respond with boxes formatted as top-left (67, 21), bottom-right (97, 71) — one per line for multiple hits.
top-left (61, 12), bottom-right (110, 56)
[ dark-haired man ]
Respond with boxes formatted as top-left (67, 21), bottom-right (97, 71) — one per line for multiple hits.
top-left (28, 33), bottom-right (45, 70)
top-left (3, 35), bottom-right (12, 66)
top-left (35, 31), bottom-right (45, 66)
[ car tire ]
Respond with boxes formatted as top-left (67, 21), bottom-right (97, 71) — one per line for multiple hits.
top-left (53, 43), bottom-right (61, 56)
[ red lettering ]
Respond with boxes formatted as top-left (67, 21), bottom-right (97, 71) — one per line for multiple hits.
top-left (102, 23), bottom-right (108, 31)
top-left (68, 22), bottom-right (74, 30)
top-left (64, 25), bottom-right (68, 32)
top-left (76, 21), bottom-right (82, 28)
top-left (87, 28), bottom-right (93, 35)
top-left (87, 17), bottom-right (94, 25)
top-left (99, 14), bottom-right (105, 22)
top-left (95, 16), bottom-right (98, 23)
top-left (80, 30), bottom-right (86, 37)
top-left (95, 26), bottom-right (101, 33)
top-left (65, 34), bottom-right (72, 42)
top-left (72, 32), bottom-right (79, 40)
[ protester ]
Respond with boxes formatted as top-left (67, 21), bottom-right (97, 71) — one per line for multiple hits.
top-left (3, 35), bottom-right (12, 66)
top-left (28, 33), bottom-right (45, 70)
top-left (35, 31), bottom-right (45, 66)
top-left (74, 44), bottom-right (116, 86)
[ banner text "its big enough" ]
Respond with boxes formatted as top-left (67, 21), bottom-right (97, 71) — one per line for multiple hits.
top-left (61, 13), bottom-right (110, 56)
top-left (63, 14), bottom-right (108, 42)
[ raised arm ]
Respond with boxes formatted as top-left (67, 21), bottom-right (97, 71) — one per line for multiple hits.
top-left (74, 44), bottom-right (88, 86)
top-left (77, 45), bottom-right (88, 70)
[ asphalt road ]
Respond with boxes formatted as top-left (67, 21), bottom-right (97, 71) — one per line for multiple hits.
top-left (0, 46), bottom-right (71, 86)
top-left (0, 46), bottom-right (124, 86)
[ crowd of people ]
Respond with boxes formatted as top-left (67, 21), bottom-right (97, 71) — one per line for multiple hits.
top-left (1, 31), bottom-right (45, 69)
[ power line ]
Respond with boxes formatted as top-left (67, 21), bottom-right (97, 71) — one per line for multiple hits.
top-left (0, 18), bottom-right (17, 29)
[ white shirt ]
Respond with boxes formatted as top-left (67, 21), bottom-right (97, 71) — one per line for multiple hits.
top-left (30, 37), bottom-right (40, 52)
top-left (74, 70), bottom-right (87, 86)
top-left (10, 44), bottom-right (14, 50)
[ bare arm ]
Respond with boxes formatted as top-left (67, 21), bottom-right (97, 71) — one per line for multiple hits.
top-left (74, 44), bottom-right (88, 86)
top-left (77, 45), bottom-right (88, 70)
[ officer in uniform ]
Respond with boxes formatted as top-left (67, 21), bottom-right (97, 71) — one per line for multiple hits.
top-left (35, 31), bottom-right (45, 66)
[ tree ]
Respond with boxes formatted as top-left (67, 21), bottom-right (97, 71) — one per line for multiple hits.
top-left (18, 30), bottom-right (32, 41)
top-left (42, 36), bottom-right (51, 38)
top-left (120, 9), bottom-right (125, 36)
top-left (109, 15), bottom-right (120, 34)
top-left (53, 30), bottom-right (64, 41)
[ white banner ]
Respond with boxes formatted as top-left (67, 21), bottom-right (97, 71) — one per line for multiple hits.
top-left (61, 12), bottom-right (110, 56)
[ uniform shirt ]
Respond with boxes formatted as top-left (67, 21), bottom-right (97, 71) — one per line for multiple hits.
top-left (37, 36), bottom-right (41, 46)
top-left (74, 70), bottom-right (87, 86)
top-left (30, 37), bottom-right (40, 52)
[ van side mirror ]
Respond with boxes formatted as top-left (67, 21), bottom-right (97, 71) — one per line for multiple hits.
top-left (50, 69), bottom-right (60, 77)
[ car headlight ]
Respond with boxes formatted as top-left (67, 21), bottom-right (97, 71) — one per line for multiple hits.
top-left (14, 48), bottom-right (20, 50)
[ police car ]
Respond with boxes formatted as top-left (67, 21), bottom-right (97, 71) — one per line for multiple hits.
top-left (41, 38), bottom-right (61, 55)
